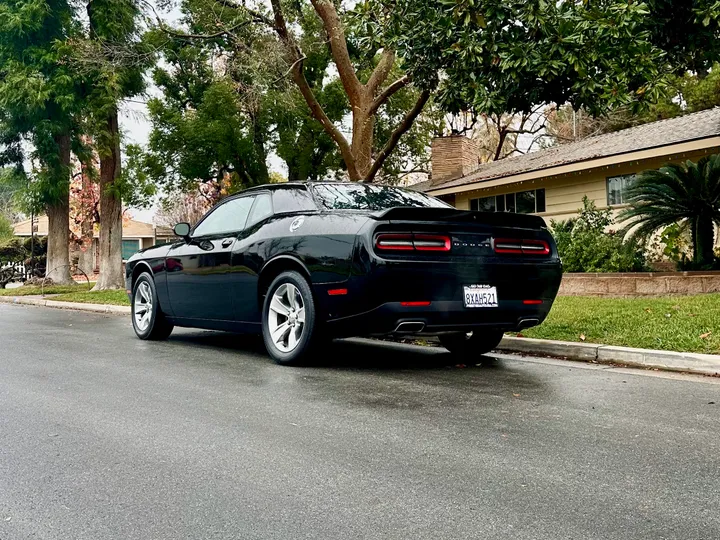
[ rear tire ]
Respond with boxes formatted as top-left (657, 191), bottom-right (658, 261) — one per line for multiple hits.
top-left (132, 273), bottom-right (174, 340)
top-left (262, 271), bottom-right (319, 366)
top-left (439, 329), bottom-right (504, 360)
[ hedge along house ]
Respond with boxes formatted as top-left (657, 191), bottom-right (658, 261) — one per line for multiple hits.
top-left (419, 108), bottom-right (720, 240)
top-left (13, 216), bottom-right (174, 277)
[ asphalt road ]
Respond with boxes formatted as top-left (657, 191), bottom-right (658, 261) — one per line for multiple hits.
top-left (1, 304), bottom-right (719, 540)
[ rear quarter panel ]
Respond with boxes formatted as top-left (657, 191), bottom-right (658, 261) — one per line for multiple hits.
top-left (245, 212), bottom-right (370, 284)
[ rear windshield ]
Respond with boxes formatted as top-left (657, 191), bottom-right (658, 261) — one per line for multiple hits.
top-left (311, 184), bottom-right (450, 211)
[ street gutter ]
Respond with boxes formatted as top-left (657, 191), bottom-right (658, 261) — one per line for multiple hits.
top-left (2, 295), bottom-right (719, 376)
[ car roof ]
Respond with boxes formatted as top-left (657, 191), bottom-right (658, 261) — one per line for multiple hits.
top-left (223, 181), bottom-right (429, 204)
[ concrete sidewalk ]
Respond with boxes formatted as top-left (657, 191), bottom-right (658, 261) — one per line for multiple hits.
top-left (2, 294), bottom-right (719, 376)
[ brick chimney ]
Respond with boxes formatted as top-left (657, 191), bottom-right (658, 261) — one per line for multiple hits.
top-left (431, 135), bottom-right (479, 185)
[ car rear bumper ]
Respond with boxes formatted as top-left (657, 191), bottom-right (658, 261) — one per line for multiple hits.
top-left (324, 299), bottom-right (554, 337)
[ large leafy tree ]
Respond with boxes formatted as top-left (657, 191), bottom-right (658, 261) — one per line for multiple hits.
top-left (543, 1), bottom-right (720, 145)
top-left (546, 66), bottom-right (720, 145)
top-left (77, 0), bottom-right (148, 289)
top-left (619, 156), bottom-right (720, 268)
top-left (140, 36), bottom-right (273, 193)
top-left (0, 0), bottom-right (83, 284)
top-left (143, 2), bottom-right (443, 188)
top-left (162, 0), bottom-right (668, 183)
top-left (645, 0), bottom-right (720, 77)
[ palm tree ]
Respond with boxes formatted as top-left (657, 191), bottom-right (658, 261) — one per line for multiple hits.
top-left (619, 154), bottom-right (720, 268)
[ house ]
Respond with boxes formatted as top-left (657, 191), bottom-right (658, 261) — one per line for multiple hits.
top-left (418, 108), bottom-right (720, 232)
top-left (13, 216), bottom-right (175, 275)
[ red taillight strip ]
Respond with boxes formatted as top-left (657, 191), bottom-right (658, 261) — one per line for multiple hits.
top-left (375, 234), bottom-right (415, 250)
top-left (494, 239), bottom-right (524, 254)
top-left (522, 299), bottom-right (543, 305)
top-left (413, 234), bottom-right (451, 252)
top-left (375, 233), bottom-right (451, 252)
top-left (521, 239), bottom-right (551, 255)
top-left (401, 301), bottom-right (431, 307)
top-left (494, 238), bottom-right (550, 255)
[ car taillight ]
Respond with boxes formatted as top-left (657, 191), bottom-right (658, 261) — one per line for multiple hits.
top-left (375, 234), bottom-right (415, 250)
top-left (375, 233), bottom-right (451, 252)
top-left (494, 238), bottom-right (550, 255)
top-left (413, 234), bottom-right (451, 251)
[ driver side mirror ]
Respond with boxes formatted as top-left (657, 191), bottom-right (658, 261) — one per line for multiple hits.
top-left (173, 222), bottom-right (191, 241)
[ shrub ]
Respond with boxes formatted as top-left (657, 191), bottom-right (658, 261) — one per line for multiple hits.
top-left (0, 214), bottom-right (13, 241)
top-left (0, 237), bottom-right (26, 262)
top-left (551, 197), bottom-right (648, 273)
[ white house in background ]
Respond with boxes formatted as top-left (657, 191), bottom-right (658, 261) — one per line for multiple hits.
top-left (13, 216), bottom-right (175, 275)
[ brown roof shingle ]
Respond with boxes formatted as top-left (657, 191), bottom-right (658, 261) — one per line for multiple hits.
top-left (426, 107), bottom-right (720, 192)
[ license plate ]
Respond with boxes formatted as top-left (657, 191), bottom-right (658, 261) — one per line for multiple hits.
top-left (463, 285), bottom-right (498, 308)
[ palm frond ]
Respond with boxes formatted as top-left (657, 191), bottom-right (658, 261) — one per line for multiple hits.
top-left (619, 155), bottom-right (720, 251)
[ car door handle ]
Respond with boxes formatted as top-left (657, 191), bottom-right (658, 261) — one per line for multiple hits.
top-left (221, 239), bottom-right (234, 248)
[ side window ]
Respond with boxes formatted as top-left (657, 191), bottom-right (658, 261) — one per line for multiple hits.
top-left (192, 196), bottom-right (255, 237)
top-left (248, 193), bottom-right (273, 225)
top-left (272, 187), bottom-right (317, 214)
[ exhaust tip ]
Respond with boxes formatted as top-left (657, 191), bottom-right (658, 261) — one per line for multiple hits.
top-left (518, 318), bottom-right (540, 330)
top-left (394, 321), bottom-right (426, 334)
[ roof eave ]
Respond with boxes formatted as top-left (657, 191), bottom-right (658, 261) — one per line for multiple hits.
top-left (426, 135), bottom-right (720, 196)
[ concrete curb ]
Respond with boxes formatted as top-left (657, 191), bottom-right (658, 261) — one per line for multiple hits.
top-left (498, 336), bottom-right (720, 376)
top-left (0, 295), bottom-right (130, 315)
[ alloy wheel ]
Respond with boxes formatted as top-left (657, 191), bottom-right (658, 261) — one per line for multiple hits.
top-left (267, 283), bottom-right (306, 353)
top-left (134, 281), bottom-right (153, 332)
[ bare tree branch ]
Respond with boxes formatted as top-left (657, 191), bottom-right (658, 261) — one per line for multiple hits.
top-left (212, 0), bottom-right (275, 27)
top-left (506, 125), bottom-right (545, 136)
top-left (364, 89), bottom-right (431, 183)
top-left (160, 20), bottom-right (252, 41)
top-left (267, 0), bottom-right (359, 180)
top-left (366, 49), bottom-right (395, 94)
top-left (368, 74), bottom-right (410, 116)
top-left (309, 0), bottom-right (362, 106)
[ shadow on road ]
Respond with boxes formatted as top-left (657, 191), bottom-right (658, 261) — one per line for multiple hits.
top-left (167, 329), bottom-right (502, 372)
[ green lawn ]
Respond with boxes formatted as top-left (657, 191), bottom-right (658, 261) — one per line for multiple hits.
top-left (52, 289), bottom-right (130, 306)
top-left (521, 295), bottom-right (720, 354)
top-left (0, 283), bottom-right (93, 296)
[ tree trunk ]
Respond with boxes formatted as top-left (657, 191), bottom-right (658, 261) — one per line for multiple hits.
top-left (351, 101), bottom-right (375, 179)
top-left (93, 108), bottom-right (124, 290)
top-left (251, 112), bottom-right (270, 184)
top-left (45, 135), bottom-right (73, 285)
top-left (695, 214), bottom-right (716, 267)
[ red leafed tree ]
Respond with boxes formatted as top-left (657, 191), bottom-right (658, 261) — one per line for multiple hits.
top-left (68, 158), bottom-right (131, 272)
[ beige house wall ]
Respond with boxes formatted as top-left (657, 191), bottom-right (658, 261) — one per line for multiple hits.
top-left (453, 148), bottom-right (717, 225)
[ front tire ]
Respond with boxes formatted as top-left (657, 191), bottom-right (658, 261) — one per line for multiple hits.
top-left (262, 271), bottom-right (318, 365)
top-left (132, 273), bottom-right (174, 340)
top-left (439, 329), bottom-right (504, 360)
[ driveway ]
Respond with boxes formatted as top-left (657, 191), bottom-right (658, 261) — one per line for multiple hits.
top-left (1, 304), bottom-right (719, 539)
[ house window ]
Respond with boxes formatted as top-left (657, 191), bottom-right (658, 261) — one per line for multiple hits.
top-left (470, 188), bottom-right (546, 214)
top-left (121, 239), bottom-right (141, 261)
top-left (607, 174), bottom-right (636, 206)
top-left (470, 196), bottom-right (496, 212)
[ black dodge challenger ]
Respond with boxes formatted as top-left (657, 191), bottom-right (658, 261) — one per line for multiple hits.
top-left (126, 183), bottom-right (562, 365)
